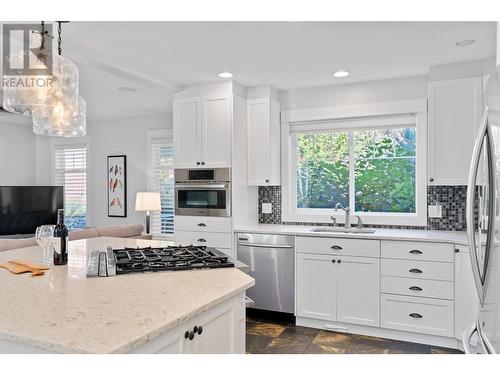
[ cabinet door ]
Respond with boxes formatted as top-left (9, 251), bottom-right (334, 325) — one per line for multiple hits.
top-left (428, 77), bottom-right (483, 185)
top-left (296, 253), bottom-right (337, 321)
top-left (189, 294), bottom-right (244, 354)
top-left (455, 246), bottom-right (480, 342)
top-left (337, 256), bottom-right (380, 327)
top-left (173, 97), bottom-right (201, 168)
top-left (247, 98), bottom-right (271, 185)
top-left (202, 95), bottom-right (232, 167)
top-left (129, 323), bottom-right (190, 354)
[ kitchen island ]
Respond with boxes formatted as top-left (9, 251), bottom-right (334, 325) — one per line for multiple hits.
top-left (0, 237), bottom-right (254, 354)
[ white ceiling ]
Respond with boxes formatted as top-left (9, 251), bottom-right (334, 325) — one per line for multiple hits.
top-left (1, 21), bottom-right (497, 120)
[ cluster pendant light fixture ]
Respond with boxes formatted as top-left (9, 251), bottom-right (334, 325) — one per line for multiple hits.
top-left (2, 21), bottom-right (86, 137)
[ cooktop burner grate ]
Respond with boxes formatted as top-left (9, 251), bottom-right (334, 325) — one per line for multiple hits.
top-left (113, 245), bottom-right (234, 274)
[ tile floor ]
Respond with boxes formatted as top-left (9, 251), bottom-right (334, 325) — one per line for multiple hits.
top-left (246, 316), bottom-right (463, 354)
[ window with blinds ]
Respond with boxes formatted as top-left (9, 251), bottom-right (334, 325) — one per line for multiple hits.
top-left (53, 144), bottom-right (87, 229)
top-left (149, 138), bottom-right (174, 236)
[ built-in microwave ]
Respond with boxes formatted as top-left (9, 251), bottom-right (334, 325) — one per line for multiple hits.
top-left (174, 168), bottom-right (231, 217)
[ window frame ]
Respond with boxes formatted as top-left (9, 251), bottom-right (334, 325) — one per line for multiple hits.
top-left (146, 129), bottom-right (174, 240)
top-left (281, 100), bottom-right (428, 226)
top-left (51, 137), bottom-right (89, 229)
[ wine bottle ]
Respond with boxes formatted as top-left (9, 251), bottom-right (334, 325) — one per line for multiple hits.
top-left (53, 209), bottom-right (68, 265)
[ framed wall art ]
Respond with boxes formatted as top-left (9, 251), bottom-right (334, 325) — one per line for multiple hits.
top-left (107, 155), bottom-right (127, 217)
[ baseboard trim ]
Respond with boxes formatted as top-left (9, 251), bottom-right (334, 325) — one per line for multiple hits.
top-left (296, 316), bottom-right (461, 350)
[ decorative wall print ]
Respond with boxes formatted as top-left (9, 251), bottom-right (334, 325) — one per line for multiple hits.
top-left (107, 155), bottom-right (127, 217)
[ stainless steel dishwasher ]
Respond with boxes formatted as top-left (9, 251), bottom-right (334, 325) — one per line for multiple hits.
top-left (236, 233), bottom-right (295, 313)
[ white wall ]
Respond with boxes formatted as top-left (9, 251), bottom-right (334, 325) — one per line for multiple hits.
top-left (0, 120), bottom-right (36, 186)
top-left (86, 113), bottom-right (172, 227)
top-left (35, 112), bottom-right (173, 228)
top-left (279, 75), bottom-right (428, 110)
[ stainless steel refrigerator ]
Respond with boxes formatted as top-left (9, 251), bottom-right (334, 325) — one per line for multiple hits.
top-left (463, 67), bottom-right (500, 354)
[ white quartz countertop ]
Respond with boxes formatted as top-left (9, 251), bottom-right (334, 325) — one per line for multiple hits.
top-left (234, 224), bottom-right (469, 246)
top-left (0, 237), bottom-right (254, 354)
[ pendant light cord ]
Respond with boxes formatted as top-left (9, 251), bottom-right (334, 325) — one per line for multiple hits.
top-left (57, 21), bottom-right (62, 56)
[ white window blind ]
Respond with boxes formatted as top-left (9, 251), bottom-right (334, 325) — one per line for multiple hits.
top-left (149, 137), bottom-right (174, 236)
top-left (53, 144), bottom-right (87, 229)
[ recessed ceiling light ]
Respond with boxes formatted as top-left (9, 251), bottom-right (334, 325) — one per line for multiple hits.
top-left (217, 72), bottom-right (234, 78)
top-left (333, 70), bottom-right (350, 78)
top-left (456, 39), bottom-right (475, 47)
top-left (117, 86), bottom-right (137, 92)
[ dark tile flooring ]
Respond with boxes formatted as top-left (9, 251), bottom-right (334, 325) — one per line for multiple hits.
top-left (246, 316), bottom-right (463, 354)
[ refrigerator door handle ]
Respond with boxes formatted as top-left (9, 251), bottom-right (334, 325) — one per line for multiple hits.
top-left (466, 108), bottom-right (494, 305)
top-left (463, 323), bottom-right (478, 354)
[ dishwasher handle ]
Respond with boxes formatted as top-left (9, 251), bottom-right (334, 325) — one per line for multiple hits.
top-left (237, 243), bottom-right (294, 249)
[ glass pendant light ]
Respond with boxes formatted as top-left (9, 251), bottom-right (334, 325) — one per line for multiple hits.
top-left (3, 22), bottom-right (79, 117)
top-left (32, 21), bottom-right (86, 137)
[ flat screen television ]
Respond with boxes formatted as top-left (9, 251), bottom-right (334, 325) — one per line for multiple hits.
top-left (0, 186), bottom-right (64, 236)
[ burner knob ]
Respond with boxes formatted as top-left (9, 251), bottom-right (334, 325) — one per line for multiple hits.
top-left (197, 326), bottom-right (203, 335)
top-left (193, 326), bottom-right (198, 333)
top-left (189, 331), bottom-right (195, 341)
top-left (184, 331), bottom-right (189, 339)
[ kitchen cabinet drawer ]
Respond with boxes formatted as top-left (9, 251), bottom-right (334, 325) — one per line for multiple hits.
top-left (175, 230), bottom-right (232, 249)
top-left (381, 276), bottom-right (454, 300)
top-left (381, 294), bottom-right (454, 337)
top-left (174, 216), bottom-right (232, 233)
top-left (296, 236), bottom-right (380, 258)
top-left (381, 259), bottom-right (454, 281)
top-left (381, 241), bottom-right (454, 263)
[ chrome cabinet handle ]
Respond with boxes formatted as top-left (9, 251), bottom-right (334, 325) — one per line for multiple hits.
top-left (409, 313), bottom-right (423, 319)
top-left (331, 245), bottom-right (342, 250)
top-left (409, 249), bottom-right (423, 254)
top-left (409, 268), bottom-right (422, 274)
top-left (197, 223), bottom-right (206, 227)
top-left (409, 286), bottom-right (423, 291)
top-left (197, 238), bottom-right (207, 243)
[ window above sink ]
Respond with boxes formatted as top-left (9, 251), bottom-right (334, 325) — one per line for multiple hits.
top-left (281, 100), bottom-right (428, 227)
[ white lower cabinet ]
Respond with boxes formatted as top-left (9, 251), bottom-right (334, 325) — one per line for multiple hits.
top-left (296, 236), bottom-right (460, 345)
top-left (336, 256), bottom-right (380, 327)
top-left (296, 253), bottom-right (337, 321)
top-left (381, 294), bottom-right (454, 337)
top-left (130, 293), bottom-right (245, 354)
top-left (296, 237), bottom-right (380, 326)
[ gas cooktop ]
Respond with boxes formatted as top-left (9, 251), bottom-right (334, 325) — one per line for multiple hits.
top-left (113, 245), bottom-right (234, 274)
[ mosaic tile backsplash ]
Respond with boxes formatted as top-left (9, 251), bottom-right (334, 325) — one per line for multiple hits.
top-left (258, 185), bottom-right (470, 231)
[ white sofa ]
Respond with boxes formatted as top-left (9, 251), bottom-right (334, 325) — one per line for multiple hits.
top-left (0, 224), bottom-right (151, 252)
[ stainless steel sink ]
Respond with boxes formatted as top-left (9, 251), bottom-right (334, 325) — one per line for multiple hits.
top-left (310, 227), bottom-right (376, 234)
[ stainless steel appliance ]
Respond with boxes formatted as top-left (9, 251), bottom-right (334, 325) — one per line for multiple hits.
top-left (87, 245), bottom-right (234, 277)
top-left (236, 233), bottom-right (294, 313)
top-left (463, 67), bottom-right (500, 354)
top-left (174, 168), bottom-right (231, 217)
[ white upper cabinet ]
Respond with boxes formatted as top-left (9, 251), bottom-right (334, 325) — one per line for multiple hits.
top-left (428, 77), bottom-right (483, 185)
top-left (174, 94), bottom-right (232, 168)
top-left (173, 97), bottom-right (201, 168)
top-left (247, 97), bottom-right (281, 185)
top-left (202, 95), bottom-right (232, 168)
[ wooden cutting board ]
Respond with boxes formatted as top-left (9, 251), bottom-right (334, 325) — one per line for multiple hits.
top-left (0, 262), bottom-right (32, 274)
top-left (9, 259), bottom-right (49, 270)
top-left (0, 262), bottom-right (45, 276)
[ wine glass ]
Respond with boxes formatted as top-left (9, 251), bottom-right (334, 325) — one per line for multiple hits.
top-left (35, 225), bottom-right (54, 265)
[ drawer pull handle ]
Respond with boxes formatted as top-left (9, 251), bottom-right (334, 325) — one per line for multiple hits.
top-left (409, 249), bottom-right (423, 254)
top-left (197, 223), bottom-right (207, 227)
top-left (409, 313), bottom-right (423, 319)
top-left (409, 286), bottom-right (423, 291)
top-left (331, 245), bottom-right (342, 250)
top-left (197, 238), bottom-right (207, 243)
top-left (409, 268), bottom-right (422, 274)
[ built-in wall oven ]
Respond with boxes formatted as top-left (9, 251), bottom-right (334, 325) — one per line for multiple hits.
top-left (174, 168), bottom-right (231, 217)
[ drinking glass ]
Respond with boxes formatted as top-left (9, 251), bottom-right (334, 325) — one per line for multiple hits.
top-left (35, 225), bottom-right (54, 265)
